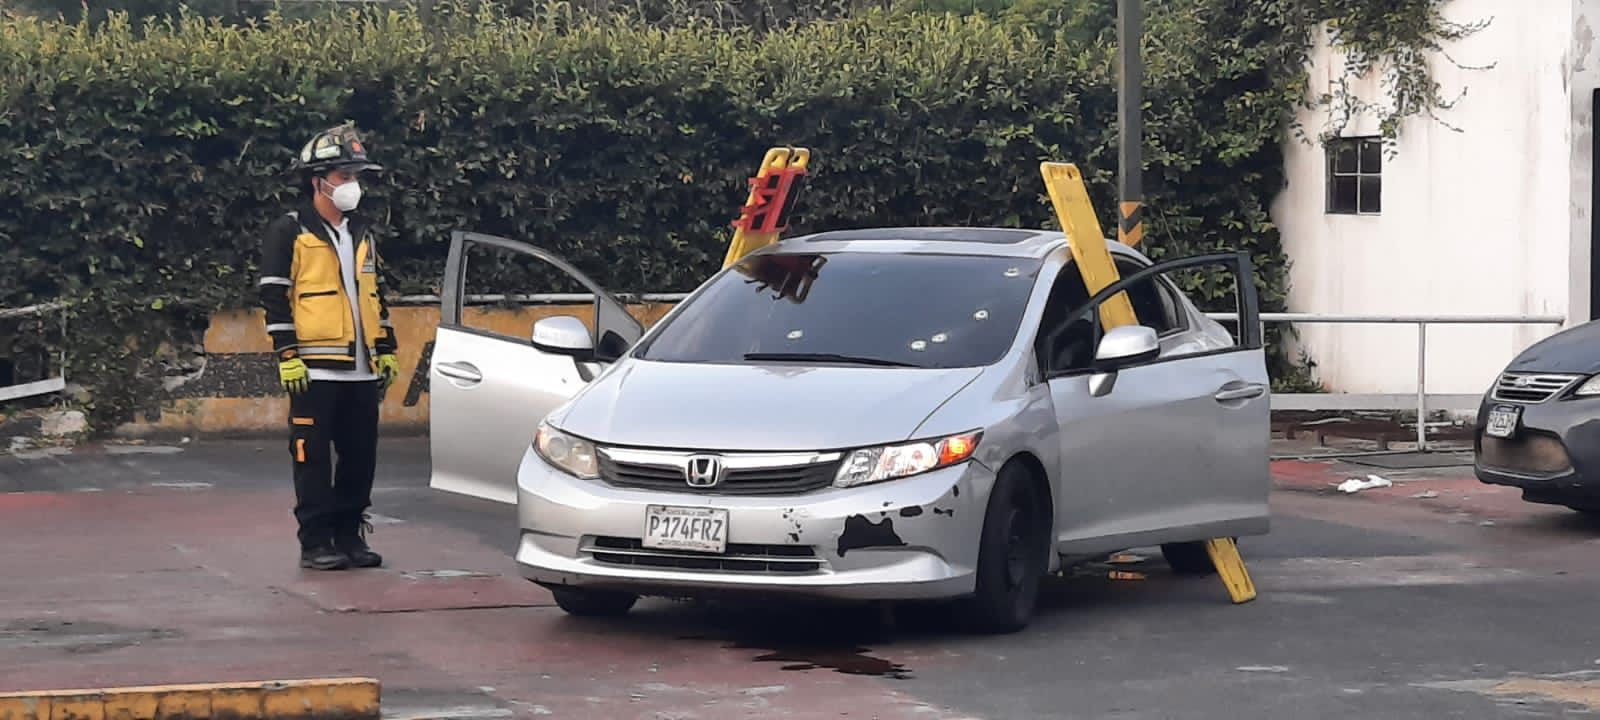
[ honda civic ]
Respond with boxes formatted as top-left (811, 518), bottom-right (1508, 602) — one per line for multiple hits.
top-left (426, 226), bottom-right (1272, 633)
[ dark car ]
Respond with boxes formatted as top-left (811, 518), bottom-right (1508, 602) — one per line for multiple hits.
top-left (1475, 320), bottom-right (1600, 513)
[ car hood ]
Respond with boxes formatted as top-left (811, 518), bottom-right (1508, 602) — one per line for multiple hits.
top-left (551, 359), bottom-right (985, 451)
top-left (1507, 320), bottom-right (1600, 375)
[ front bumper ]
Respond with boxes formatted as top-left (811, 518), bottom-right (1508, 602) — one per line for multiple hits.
top-left (1474, 393), bottom-right (1600, 507)
top-left (511, 448), bottom-right (996, 601)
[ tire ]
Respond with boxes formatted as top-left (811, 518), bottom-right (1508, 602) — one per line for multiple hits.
top-left (1160, 536), bottom-right (1243, 576)
top-left (961, 463), bottom-right (1050, 634)
top-left (1160, 541), bottom-right (1216, 575)
top-left (550, 586), bottom-right (638, 617)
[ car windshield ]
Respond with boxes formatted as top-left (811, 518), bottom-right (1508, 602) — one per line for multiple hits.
top-left (633, 251), bottom-right (1042, 369)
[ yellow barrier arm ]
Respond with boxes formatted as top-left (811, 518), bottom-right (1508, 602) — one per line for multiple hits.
top-left (723, 147), bottom-right (810, 269)
top-left (1040, 162), bottom-right (1137, 329)
top-left (1040, 161), bottom-right (1256, 604)
top-left (1206, 538), bottom-right (1257, 603)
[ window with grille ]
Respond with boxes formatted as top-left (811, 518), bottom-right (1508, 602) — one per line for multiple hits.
top-left (1326, 137), bottom-right (1382, 215)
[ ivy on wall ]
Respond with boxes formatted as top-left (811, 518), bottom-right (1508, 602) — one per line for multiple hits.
top-left (1286, 0), bottom-right (1494, 148)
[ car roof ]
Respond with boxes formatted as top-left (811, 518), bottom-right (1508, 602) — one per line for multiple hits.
top-left (771, 226), bottom-right (1146, 262)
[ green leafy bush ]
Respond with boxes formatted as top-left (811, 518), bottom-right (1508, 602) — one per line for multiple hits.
top-left (0, 1), bottom-right (1317, 429)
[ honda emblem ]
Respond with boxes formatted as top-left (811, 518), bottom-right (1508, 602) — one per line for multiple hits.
top-left (685, 455), bottom-right (724, 488)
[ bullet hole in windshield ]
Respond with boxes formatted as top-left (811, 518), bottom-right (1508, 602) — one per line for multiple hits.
top-left (973, 309), bottom-right (990, 321)
top-left (786, 330), bottom-right (804, 340)
top-left (909, 340), bottom-right (928, 352)
top-left (1004, 267), bottom-right (1021, 278)
top-left (931, 333), bottom-right (948, 344)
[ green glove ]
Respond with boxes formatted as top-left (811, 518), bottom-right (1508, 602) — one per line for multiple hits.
top-left (279, 357), bottom-right (310, 395)
top-left (376, 353), bottom-right (400, 391)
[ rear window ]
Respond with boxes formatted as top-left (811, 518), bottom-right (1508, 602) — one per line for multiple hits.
top-left (633, 251), bottom-right (1041, 369)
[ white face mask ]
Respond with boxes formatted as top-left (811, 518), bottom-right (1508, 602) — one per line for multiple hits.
top-left (323, 178), bottom-right (362, 212)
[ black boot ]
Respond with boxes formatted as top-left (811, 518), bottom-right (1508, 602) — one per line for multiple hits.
top-left (299, 542), bottom-right (350, 571)
top-left (335, 513), bottom-right (383, 568)
top-left (298, 523), bottom-right (350, 571)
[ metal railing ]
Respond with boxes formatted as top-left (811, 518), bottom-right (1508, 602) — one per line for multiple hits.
top-left (0, 301), bottom-right (69, 403)
top-left (4, 288), bottom-right (1573, 454)
top-left (1209, 312), bottom-right (1569, 452)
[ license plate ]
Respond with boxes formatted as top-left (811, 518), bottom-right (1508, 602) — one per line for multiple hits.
top-left (643, 505), bottom-right (728, 554)
top-left (1485, 405), bottom-right (1521, 439)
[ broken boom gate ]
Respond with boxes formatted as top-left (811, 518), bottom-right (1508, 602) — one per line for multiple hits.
top-left (1039, 161), bottom-right (1256, 604)
top-left (723, 147), bottom-right (810, 269)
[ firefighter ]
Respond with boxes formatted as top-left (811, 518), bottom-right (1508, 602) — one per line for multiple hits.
top-left (256, 124), bottom-right (401, 571)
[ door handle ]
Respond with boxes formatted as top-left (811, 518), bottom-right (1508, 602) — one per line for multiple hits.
top-left (435, 360), bottom-right (483, 384)
top-left (1214, 383), bottom-right (1266, 402)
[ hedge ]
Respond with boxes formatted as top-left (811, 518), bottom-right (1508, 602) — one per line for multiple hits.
top-left (0, 2), bottom-right (1313, 429)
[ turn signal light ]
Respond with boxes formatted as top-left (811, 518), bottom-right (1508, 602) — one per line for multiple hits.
top-left (833, 430), bottom-right (984, 488)
top-left (940, 433), bottom-right (979, 465)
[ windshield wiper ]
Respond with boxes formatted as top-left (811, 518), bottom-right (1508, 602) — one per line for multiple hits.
top-left (742, 352), bottom-right (920, 368)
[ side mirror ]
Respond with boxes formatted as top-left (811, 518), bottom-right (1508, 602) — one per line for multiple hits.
top-left (531, 315), bottom-right (595, 359)
top-left (1089, 324), bottom-right (1159, 397)
top-left (1094, 324), bottom-right (1159, 369)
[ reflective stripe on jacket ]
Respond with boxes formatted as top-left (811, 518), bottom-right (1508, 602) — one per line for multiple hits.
top-left (257, 203), bottom-right (397, 371)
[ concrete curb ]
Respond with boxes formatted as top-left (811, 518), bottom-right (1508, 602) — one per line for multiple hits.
top-left (0, 677), bottom-right (379, 720)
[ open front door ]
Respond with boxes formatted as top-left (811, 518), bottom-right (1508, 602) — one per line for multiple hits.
top-left (1045, 251), bottom-right (1271, 553)
top-left (428, 232), bottom-right (644, 504)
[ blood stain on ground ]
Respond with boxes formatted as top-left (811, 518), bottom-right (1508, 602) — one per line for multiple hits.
top-left (730, 641), bottom-right (913, 680)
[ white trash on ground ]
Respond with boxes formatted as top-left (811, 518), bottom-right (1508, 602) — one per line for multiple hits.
top-left (1337, 474), bottom-right (1393, 493)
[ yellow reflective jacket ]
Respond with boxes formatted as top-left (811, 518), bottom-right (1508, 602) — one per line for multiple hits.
top-left (256, 203), bottom-right (397, 371)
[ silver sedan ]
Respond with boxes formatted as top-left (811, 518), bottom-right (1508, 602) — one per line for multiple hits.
top-left (427, 226), bottom-right (1271, 633)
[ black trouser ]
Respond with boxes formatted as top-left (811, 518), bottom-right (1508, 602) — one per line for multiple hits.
top-left (288, 379), bottom-right (380, 550)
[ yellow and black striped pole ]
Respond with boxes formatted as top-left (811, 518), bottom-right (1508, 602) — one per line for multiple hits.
top-left (1119, 200), bottom-right (1143, 247)
top-left (1117, 0), bottom-right (1144, 247)
top-left (1115, 0), bottom-right (1256, 604)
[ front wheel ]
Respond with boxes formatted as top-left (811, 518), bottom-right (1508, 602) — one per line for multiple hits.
top-left (550, 586), bottom-right (638, 617)
top-left (961, 464), bottom-right (1049, 634)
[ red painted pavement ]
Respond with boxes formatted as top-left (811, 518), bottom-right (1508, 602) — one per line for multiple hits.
top-left (1271, 458), bottom-right (1541, 520)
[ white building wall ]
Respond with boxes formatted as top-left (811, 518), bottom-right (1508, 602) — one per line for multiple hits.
top-left (1568, 0), bottom-right (1600, 324)
top-left (1271, 0), bottom-right (1585, 398)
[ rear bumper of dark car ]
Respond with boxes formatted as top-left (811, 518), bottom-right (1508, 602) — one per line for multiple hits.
top-left (1474, 394), bottom-right (1600, 508)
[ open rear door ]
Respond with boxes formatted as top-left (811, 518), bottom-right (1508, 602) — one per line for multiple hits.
top-left (428, 232), bottom-right (643, 504)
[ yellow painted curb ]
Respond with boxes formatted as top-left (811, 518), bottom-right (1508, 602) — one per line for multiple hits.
top-left (0, 678), bottom-right (379, 720)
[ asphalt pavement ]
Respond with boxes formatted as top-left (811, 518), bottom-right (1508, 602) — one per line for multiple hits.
top-left (3, 436), bottom-right (1599, 719)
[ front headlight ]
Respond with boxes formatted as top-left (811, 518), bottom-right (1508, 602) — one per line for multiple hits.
top-left (533, 422), bottom-right (599, 479)
top-left (833, 431), bottom-right (983, 489)
top-left (1576, 375), bottom-right (1600, 396)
